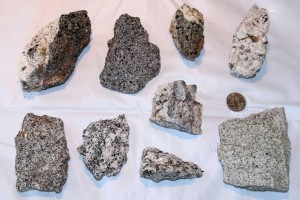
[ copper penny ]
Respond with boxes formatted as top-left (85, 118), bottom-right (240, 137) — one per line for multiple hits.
top-left (226, 92), bottom-right (246, 112)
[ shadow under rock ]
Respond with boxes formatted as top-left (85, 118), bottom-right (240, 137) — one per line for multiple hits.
top-left (180, 48), bottom-right (206, 68)
top-left (141, 177), bottom-right (197, 188)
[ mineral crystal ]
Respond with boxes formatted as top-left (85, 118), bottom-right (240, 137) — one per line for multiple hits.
top-left (218, 107), bottom-right (291, 192)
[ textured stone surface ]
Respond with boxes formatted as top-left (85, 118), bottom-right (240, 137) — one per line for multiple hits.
top-left (169, 4), bottom-right (204, 60)
top-left (149, 80), bottom-right (202, 134)
top-left (77, 115), bottom-right (130, 180)
top-left (140, 147), bottom-right (203, 182)
top-left (15, 113), bottom-right (69, 193)
top-left (229, 4), bottom-right (270, 78)
top-left (99, 14), bottom-right (161, 94)
top-left (218, 107), bottom-right (291, 192)
top-left (18, 10), bottom-right (91, 91)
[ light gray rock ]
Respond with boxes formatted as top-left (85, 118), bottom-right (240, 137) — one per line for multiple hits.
top-left (140, 147), bottom-right (203, 182)
top-left (169, 4), bottom-right (204, 60)
top-left (15, 113), bottom-right (69, 193)
top-left (229, 4), bottom-right (270, 78)
top-left (218, 107), bottom-right (291, 192)
top-left (77, 115), bottom-right (130, 180)
top-left (149, 80), bottom-right (202, 134)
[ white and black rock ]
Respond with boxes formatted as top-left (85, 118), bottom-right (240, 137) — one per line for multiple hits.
top-left (18, 10), bottom-right (91, 91)
top-left (77, 115), bottom-right (130, 180)
top-left (99, 14), bottom-right (161, 94)
top-left (229, 4), bottom-right (270, 78)
top-left (169, 4), bottom-right (204, 61)
top-left (218, 107), bottom-right (291, 192)
top-left (15, 113), bottom-right (70, 193)
top-left (149, 80), bottom-right (202, 135)
top-left (140, 147), bottom-right (203, 183)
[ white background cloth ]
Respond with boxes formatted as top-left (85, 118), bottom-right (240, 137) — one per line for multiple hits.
top-left (0, 0), bottom-right (299, 199)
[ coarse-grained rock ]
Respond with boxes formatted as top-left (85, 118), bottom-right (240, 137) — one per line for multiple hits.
top-left (77, 115), bottom-right (130, 180)
top-left (99, 14), bottom-right (161, 94)
top-left (18, 10), bottom-right (91, 92)
top-left (15, 113), bottom-right (69, 193)
top-left (149, 80), bottom-right (202, 134)
top-left (140, 147), bottom-right (203, 182)
top-left (229, 4), bottom-right (270, 78)
top-left (169, 4), bottom-right (204, 60)
top-left (217, 107), bottom-right (291, 192)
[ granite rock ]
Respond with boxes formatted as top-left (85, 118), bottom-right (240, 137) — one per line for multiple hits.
top-left (18, 10), bottom-right (91, 91)
top-left (217, 107), bottom-right (291, 192)
top-left (169, 4), bottom-right (204, 60)
top-left (149, 80), bottom-right (202, 134)
top-left (99, 14), bottom-right (161, 94)
top-left (15, 113), bottom-right (69, 193)
top-left (77, 115), bottom-right (130, 180)
top-left (140, 147), bottom-right (203, 182)
top-left (229, 4), bottom-right (270, 78)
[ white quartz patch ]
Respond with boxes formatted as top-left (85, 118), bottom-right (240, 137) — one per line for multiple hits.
top-left (178, 4), bottom-right (203, 24)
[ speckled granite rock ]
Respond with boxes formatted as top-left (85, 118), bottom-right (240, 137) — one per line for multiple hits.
top-left (169, 4), bottom-right (204, 60)
top-left (149, 80), bottom-right (202, 134)
top-left (78, 115), bottom-right (130, 180)
top-left (18, 10), bottom-right (91, 91)
top-left (15, 113), bottom-right (69, 193)
top-left (99, 14), bottom-right (161, 94)
top-left (140, 147), bottom-right (203, 182)
top-left (229, 4), bottom-right (270, 78)
top-left (217, 107), bottom-right (291, 192)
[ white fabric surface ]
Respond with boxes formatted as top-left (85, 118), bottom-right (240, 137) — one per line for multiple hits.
top-left (1, 0), bottom-right (300, 199)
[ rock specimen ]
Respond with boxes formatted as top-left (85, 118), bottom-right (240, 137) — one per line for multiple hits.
top-left (218, 107), bottom-right (291, 192)
top-left (140, 147), bottom-right (203, 182)
top-left (149, 80), bottom-right (202, 134)
top-left (77, 115), bottom-right (130, 180)
top-left (99, 14), bottom-right (161, 94)
top-left (229, 4), bottom-right (270, 78)
top-left (18, 10), bottom-right (91, 91)
top-left (169, 4), bottom-right (204, 60)
top-left (15, 113), bottom-right (69, 193)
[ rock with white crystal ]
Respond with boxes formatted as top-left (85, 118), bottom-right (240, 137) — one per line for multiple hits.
top-left (140, 147), bottom-right (203, 182)
top-left (218, 107), bottom-right (291, 192)
top-left (149, 80), bottom-right (202, 135)
top-left (229, 4), bottom-right (270, 78)
top-left (169, 4), bottom-right (204, 60)
top-left (77, 115), bottom-right (130, 180)
top-left (15, 113), bottom-right (70, 193)
top-left (18, 10), bottom-right (91, 91)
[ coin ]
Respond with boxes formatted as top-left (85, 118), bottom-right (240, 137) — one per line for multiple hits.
top-left (226, 92), bottom-right (246, 112)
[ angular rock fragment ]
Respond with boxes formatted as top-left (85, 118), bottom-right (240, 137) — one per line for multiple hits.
top-left (99, 14), bottom-right (161, 94)
top-left (77, 115), bottom-right (130, 180)
top-left (140, 147), bottom-right (203, 182)
top-left (217, 107), bottom-right (291, 192)
top-left (169, 4), bottom-right (204, 60)
top-left (149, 80), bottom-right (202, 134)
top-left (18, 10), bottom-right (91, 91)
top-left (15, 113), bottom-right (69, 193)
top-left (229, 4), bottom-right (270, 78)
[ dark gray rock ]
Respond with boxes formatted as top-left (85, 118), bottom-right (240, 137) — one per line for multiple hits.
top-left (149, 80), bottom-right (202, 134)
top-left (218, 107), bottom-right (291, 192)
top-left (15, 113), bottom-right (69, 193)
top-left (99, 14), bottom-right (161, 94)
top-left (169, 4), bottom-right (204, 60)
top-left (18, 10), bottom-right (91, 91)
top-left (140, 147), bottom-right (203, 182)
top-left (77, 115), bottom-right (130, 180)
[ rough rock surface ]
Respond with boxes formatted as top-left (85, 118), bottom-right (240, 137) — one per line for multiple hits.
top-left (149, 80), bottom-right (202, 134)
top-left (15, 113), bottom-right (69, 193)
top-left (229, 4), bottom-right (270, 78)
top-left (18, 10), bottom-right (91, 91)
top-left (99, 14), bottom-right (161, 94)
top-left (77, 115), bottom-right (130, 180)
top-left (218, 107), bottom-right (291, 192)
top-left (169, 4), bottom-right (204, 60)
top-left (140, 147), bottom-right (203, 182)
